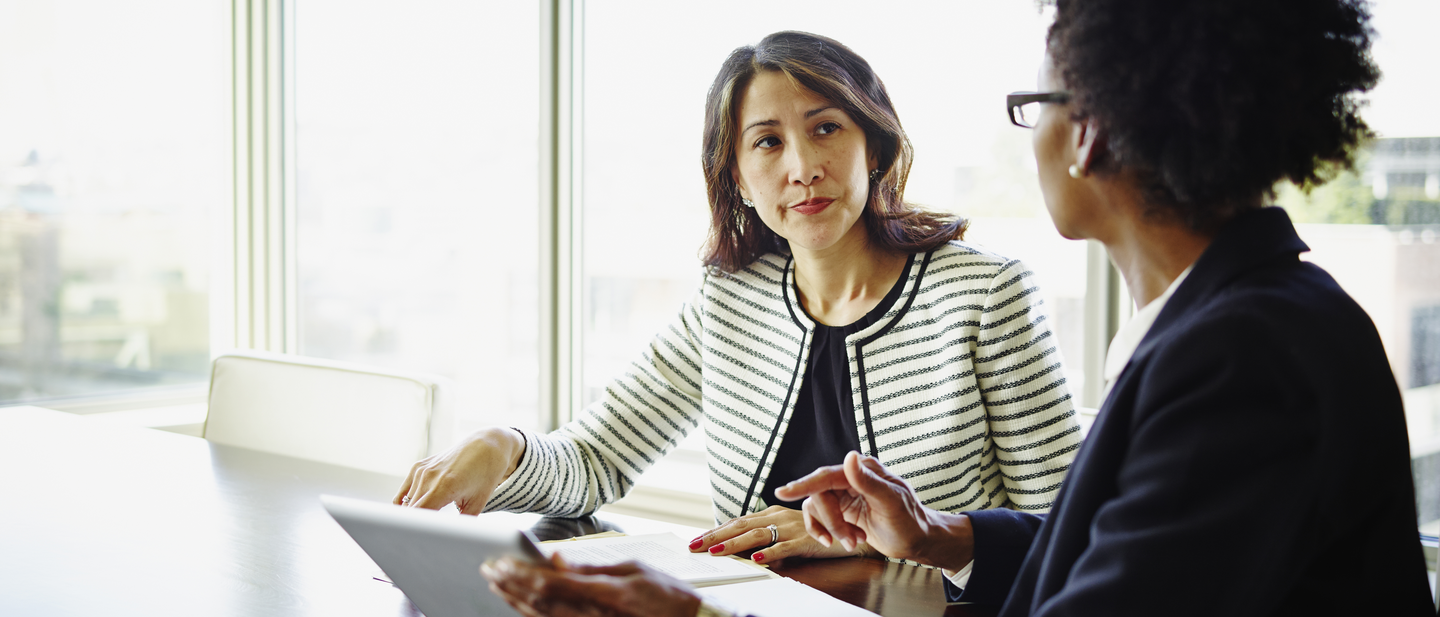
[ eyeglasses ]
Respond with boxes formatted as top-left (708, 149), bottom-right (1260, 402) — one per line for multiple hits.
top-left (1007, 91), bottom-right (1071, 128)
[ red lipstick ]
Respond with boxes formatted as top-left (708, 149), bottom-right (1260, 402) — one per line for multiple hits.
top-left (790, 198), bottom-right (834, 215)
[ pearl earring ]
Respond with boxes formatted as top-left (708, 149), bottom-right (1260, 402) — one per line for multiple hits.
top-left (869, 169), bottom-right (882, 183)
top-left (1068, 164), bottom-right (1083, 179)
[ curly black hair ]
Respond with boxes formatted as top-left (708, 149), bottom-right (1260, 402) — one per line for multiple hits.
top-left (1046, 0), bottom-right (1381, 233)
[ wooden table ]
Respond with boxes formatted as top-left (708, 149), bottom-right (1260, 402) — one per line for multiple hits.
top-left (0, 406), bottom-right (994, 616)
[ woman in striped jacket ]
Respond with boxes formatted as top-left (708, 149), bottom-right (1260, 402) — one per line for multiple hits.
top-left (399, 31), bottom-right (1080, 567)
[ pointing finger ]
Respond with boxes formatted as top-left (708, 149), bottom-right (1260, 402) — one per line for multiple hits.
top-left (774, 464), bottom-right (852, 501)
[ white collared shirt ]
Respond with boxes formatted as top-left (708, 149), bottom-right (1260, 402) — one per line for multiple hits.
top-left (1100, 265), bottom-right (1193, 401)
top-left (945, 265), bottom-right (1193, 592)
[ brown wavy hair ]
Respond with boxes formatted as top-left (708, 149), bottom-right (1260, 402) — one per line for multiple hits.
top-left (700, 31), bottom-right (967, 273)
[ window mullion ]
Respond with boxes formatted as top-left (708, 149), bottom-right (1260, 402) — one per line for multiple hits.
top-left (539, 0), bottom-right (583, 432)
top-left (228, 0), bottom-right (296, 356)
top-left (1081, 240), bottom-right (1121, 408)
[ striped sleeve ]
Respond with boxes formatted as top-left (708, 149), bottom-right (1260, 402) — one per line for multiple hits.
top-left (973, 258), bottom-right (1081, 512)
top-left (483, 279), bottom-right (707, 516)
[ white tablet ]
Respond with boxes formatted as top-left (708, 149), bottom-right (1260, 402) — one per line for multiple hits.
top-left (321, 495), bottom-right (546, 617)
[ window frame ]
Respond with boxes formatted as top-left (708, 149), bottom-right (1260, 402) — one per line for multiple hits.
top-left (226, 0), bottom-right (298, 359)
top-left (41, 0), bottom-right (296, 416)
top-left (14, 0), bottom-right (1119, 431)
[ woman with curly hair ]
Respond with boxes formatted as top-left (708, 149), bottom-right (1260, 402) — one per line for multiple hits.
top-left (777, 0), bottom-right (1435, 615)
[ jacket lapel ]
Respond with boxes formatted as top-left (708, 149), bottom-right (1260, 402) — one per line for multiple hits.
top-left (1122, 207), bottom-right (1310, 386)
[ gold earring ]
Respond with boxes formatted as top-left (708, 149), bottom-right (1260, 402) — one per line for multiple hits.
top-left (1068, 164), bottom-right (1083, 179)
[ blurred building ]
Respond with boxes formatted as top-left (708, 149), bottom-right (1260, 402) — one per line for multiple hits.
top-left (0, 151), bottom-right (209, 402)
top-left (1367, 137), bottom-right (1440, 224)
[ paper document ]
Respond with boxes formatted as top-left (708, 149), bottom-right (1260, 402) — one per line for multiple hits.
top-left (699, 578), bottom-right (880, 617)
top-left (540, 533), bottom-right (772, 586)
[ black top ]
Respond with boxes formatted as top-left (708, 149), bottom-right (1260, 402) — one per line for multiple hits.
top-left (957, 208), bottom-right (1435, 614)
top-left (761, 255), bottom-right (911, 510)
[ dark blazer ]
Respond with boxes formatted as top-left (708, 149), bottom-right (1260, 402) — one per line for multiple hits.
top-left (952, 208), bottom-right (1433, 615)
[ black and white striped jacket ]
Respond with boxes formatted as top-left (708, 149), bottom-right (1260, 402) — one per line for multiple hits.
top-left (487, 241), bottom-right (1081, 524)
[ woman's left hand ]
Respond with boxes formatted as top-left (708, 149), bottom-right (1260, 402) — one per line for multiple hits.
top-left (482, 554), bottom-right (701, 617)
top-left (689, 505), bottom-right (871, 564)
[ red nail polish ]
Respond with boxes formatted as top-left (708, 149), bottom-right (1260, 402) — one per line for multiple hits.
top-left (708, 543), bottom-right (725, 554)
top-left (688, 537), bottom-right (703, 550)
top-left (752, 552), bottom-right (764, 562)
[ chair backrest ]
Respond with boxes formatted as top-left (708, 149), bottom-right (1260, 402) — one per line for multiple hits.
top-left (203, 350), bottom-right (454, 476)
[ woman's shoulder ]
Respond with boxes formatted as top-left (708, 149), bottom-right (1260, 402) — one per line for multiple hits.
top-left (698, 253), bottom-right (793, 306)
top-left (918, 240), bottom-right (1030, 284)
top-left (703, 253), bottom-right (790, 286)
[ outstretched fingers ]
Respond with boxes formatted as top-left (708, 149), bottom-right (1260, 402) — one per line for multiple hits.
top-left (701, 526), bottom-right (767, 557)
top-left (690, 512), bottom-right (763, 554)
top-left (408, 468), bottom-right (457, 511)
top-left (774, 463), bottom-right (854, 502)
top-left (749, 537), bottom-right (807, 564)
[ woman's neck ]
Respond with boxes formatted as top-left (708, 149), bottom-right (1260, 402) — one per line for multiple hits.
top-left (1093, 190), bottom-right (1215, 309)
top-left (1105, 221), bottom-right (1210, 309)
top-left (791, 223), bottom-right (909, 327)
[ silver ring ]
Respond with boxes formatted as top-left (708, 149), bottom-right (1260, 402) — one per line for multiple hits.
top-left (766, 524), bottom-right (779, 546)
top-left (402, 495), bottom-right (411, 505)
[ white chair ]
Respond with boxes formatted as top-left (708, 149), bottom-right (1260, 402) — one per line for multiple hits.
top-left (202, 350), bottom-right (455, 476)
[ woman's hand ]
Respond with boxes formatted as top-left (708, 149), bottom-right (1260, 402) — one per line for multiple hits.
top-left (774, 451), bottom-right (974, 571)
top-left (392, 427), bottom-right (526, 515)
top-left (482, 554), bottom-right (702, 617)
top-left (688, 505), bottom-right (870, 564)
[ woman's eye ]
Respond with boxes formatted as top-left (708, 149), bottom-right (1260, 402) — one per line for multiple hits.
top-left (816, 121), bottom-right (841, 135)
top-left (755, 136), bottom-right (780, 149)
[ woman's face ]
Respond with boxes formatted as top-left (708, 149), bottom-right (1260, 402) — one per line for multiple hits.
top-left (732, 70), bottom-right (876, 255)
top-left (1032, 52), bottom-right (1100, 240)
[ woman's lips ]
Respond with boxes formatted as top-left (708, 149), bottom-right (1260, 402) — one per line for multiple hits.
top-left (790, 198), bottom-right (834, 215)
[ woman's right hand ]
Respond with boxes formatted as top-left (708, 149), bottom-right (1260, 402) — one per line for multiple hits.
top-left (393, 427), bottom-right (526, 515)
top-left (775, 451), bottom-right (975, 571)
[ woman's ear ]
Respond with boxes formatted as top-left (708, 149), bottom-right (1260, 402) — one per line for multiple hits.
top-left (1073, 118), bottom-right (1108, 175)
top-left (731, 167), bottom-right (750, 201)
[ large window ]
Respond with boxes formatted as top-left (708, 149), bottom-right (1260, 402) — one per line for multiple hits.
top-left (0, 0), bottom-right (227, 404)
top-left (295, 0), bottom-right (542, 435)
top-left (2, 0), bottom-right (1435, 533)
top-left (580, 2), bottom-right (1086, 495)
top-left (579, 0), bottom-right (1440, 524)
top-left (1272, 0), bottom-right (1440, 532)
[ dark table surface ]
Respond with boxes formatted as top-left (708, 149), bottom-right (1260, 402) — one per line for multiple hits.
top-left (0, 405), bottom-right (994, 616)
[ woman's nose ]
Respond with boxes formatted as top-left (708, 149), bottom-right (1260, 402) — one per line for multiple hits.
top-left (786, 142), bottom-right (823, 186)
